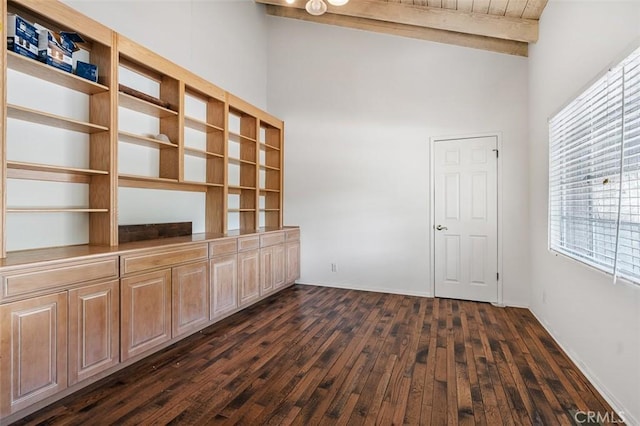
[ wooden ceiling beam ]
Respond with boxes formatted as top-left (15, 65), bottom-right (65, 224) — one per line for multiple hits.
top-left (265, 5), bottom-right (528, 57)
top-left (522, 0), bottom-right (549, 20)
top-left (256, 0), bottom-right (539, 43)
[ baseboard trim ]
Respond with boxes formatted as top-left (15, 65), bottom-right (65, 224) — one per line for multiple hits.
top-left (295, 281), bottom-right (431, 298)
top-left (296, 281), bottom-right (530, 308)
top-left (529, 310), bottom-right (637, 426)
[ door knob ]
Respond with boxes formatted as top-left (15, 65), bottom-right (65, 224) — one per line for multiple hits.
top-left (436, 225), bottom-right (448, 231)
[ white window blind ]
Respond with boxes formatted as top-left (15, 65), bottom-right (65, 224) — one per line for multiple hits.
top-left (549, 46), bottom-right (640, 284)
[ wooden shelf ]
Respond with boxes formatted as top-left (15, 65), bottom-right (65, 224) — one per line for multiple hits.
top-left (184, 146), bottom-right (223, 158)
top-left (119, 175), bottom-right (207, 193)
top-left (7, 161), bottom-right (108, 177)
top-left (118, 174), bottom-right (178, 184)
top-left (7, 105), bottom-right (109, 134)
top-left (182, 180), bottom-right (223, 188)
top-left (7, 52), bottom-right (109, 95)
top-left (7, 208), bottom-right (109, 213)
top-left (229, 131), bottom-right (257, 143)
top-left (260, 143), bottom-right (281, 151)
top-left (118, 92), bottom-right (178, 118)
top-left (259, 209), bottom-right (280, 212)
top-left (260, 188), bottom-right (280, 194)
top-left (119, 131), bottom-right (177, 148)
top-left (259, 164), bottom-right (280, 171)
top-left (228, 209), bottom-right (255, 213)
top-left (184, 116), bottom-right (224, 133)
top-left (229, 158), bottom-right (257, 166)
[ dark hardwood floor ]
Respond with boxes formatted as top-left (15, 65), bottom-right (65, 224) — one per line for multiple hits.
top-left (14, 285), bottom-right (619, 425)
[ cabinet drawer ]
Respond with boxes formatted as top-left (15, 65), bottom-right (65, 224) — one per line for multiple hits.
top-left (1, 257), bottom-right (119, 301)
top-left (260, 232), bottom-right (285, 248)
top-left (209, 239), bottom-right (238, 257)
top-left (286, 229), bottom-right (300, 242)
top-left (238, 236), bottom-right (259, 252)
top-left (120, 244), bottom-right (208, 275)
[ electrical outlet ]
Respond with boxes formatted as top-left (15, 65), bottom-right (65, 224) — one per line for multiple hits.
top-left (331, 263), bottom-right (337, 273)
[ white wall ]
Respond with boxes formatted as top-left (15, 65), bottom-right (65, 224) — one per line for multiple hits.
top-left (528, 1), bottom-right (640, 423)
top-left (63, 0), bottom-right (268, 109)
top-left (267, 19), bottom-right (530, 305)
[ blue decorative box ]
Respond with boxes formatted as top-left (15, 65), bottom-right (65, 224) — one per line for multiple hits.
top-left (76, 61), bottom-right (98, 83)
top-left (7, 14), bottom-right (38, 59)
top-left (35, 24), bottom-right (84, 73)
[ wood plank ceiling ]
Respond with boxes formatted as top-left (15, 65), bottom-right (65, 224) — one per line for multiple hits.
top-left (255, 0), bottom-right (549, 56)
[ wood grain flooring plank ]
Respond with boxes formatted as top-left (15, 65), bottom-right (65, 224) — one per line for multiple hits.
top-left (420, 297), bottom-right (440, 424)
top-left (402, 297), bottom-right (431, 424)
top-left (453, 300), bottom-right (475, 426)
top-left (431, 298), bottom-right (449, 424)
top-left (476, 303), bottom-right (517, 426)
top-left (467, 302), bottom-right (505, 425)
top-left (459, 301), bottom-right (488, 426)
top-left (483, 307), bottom-right (534, 426)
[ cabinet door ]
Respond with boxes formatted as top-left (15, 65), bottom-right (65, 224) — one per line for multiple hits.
top-left (68, 280), bottom-right (119, 386)
top-left (286, 242), bottom-right (301, 285)
top-left (172, 261), bottom-right (209, 337)
top-left (210, 255), bottom-right (238, 320)
top-left (260, 246), bottom-right (274, 295)
top-left (121, 269), bottom-right (171, 361)
top-left (238, 250), bottom-right (260, 306)
top-left (273, 244), bottom-right (286, 290)
top-left (0, 292), bottom-right (67, 417)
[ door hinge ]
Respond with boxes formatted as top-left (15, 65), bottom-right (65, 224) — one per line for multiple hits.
top-left (497, 272), bottom-right (499, 281)
top-left (492, 149), bottom-right (499, 158)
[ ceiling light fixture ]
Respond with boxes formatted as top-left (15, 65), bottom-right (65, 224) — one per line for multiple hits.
top-left (302, 0), bottom-right (348, 16)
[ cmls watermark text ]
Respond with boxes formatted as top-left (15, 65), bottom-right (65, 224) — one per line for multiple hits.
top-left (573, 410), bottom-right (625, 424)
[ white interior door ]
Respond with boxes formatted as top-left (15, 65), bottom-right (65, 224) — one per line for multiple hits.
top-left (434, 136), bottom-right (498, 303)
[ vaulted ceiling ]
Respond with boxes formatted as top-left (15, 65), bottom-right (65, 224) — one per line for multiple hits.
top-left (255, 0), bottom-right (549, 56)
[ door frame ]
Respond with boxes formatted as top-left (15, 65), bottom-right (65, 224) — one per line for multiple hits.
top-left (429, 132), bottom-right (504, 306)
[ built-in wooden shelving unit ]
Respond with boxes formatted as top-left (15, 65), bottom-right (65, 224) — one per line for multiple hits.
top-left (1, 0), bottom-right (117, 256)
top-left (0, 0), bottom-right (284, 257)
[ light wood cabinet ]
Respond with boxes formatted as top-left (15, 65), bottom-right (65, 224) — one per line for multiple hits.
top-left (121, 269), bottom-right (172, 361)
top-left (119, 244), bottom-right (208, 276)
top-left (0, 292), bottom-right (68, 417)
top-left (68, 280), bottom-right (119, 386)
top-left (0, 257), bottom-right (118, 302)
top-left (286, 241), bottom-right (301, 285)
top-left (238, 250), bottom-right (260, 306)
top-left (272, 243), bottom-right (287, 290)
top-left (260, 244), bottom-right (286, 294)
top-left (172, 261), bottom-right (209, 337)
top-left (210, 255), bottom-right (238, 319)
top-left (260, 247), bottom-right (274, 295)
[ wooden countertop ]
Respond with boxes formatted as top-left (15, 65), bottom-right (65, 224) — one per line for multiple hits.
top-left (0, 227), bottom-right (299, 271)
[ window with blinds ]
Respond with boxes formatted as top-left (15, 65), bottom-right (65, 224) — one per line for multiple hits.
top-left (549, 45), bottom-right (640, 284)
